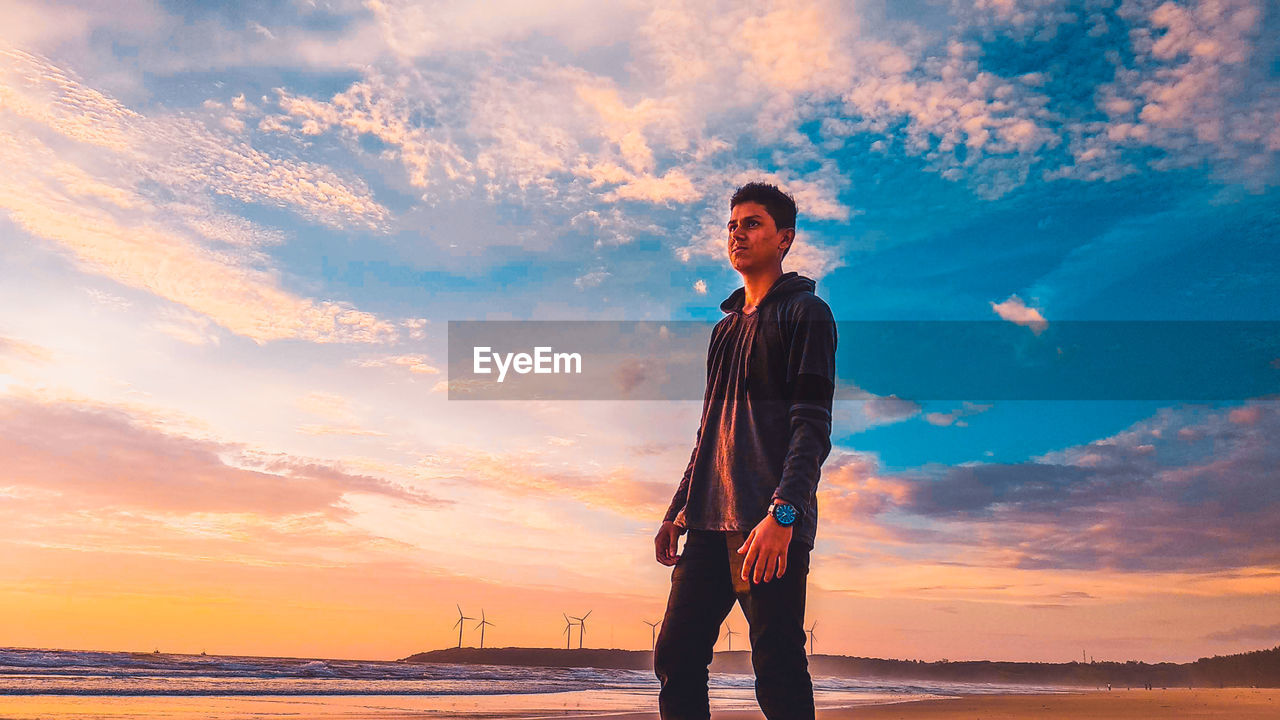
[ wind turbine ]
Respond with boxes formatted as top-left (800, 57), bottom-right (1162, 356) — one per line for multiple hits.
top-left (569, 610), bottom-right (592, 649)
top-left (453, 605), bottom-right (475, 648)
top-left (643, 619), bottom-right (660, 651)
top-left (475, 609), bottom-right (495, 649)
top-left (722, 622), bottom-right (739, 651)
top-left (806, 622), bottom-right (817, 657)
top-left (562, 613), bottom-right (578, 650)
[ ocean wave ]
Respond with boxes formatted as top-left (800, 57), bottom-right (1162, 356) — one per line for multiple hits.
top-left (0, 647), bottom-right (1069, 698)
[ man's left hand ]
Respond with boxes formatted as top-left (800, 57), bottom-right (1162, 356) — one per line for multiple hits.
top-left (736, 513), bottom-right (792, 584)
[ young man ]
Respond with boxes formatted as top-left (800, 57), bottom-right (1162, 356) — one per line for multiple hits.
top-left (653, 182), bottom-right (837, 720)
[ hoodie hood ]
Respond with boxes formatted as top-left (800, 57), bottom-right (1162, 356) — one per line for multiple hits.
top-left (719, 272), bottom-right (816, 314)
top-left (717, 272), bottom-right (817, 389)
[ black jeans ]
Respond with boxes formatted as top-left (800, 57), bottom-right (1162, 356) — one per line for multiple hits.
top-left (653, 529), bottom-right (814, 720)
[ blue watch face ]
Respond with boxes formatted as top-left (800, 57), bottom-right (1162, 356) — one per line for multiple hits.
top-left (773, 503), bottom-right (797, 526)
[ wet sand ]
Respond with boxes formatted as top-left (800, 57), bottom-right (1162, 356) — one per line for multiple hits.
top-left (608, 688), bottom-right (1278, 720)
top-left (0, 688), bottom-right (1273, 719)
top-left (835, 688), bottom-right (1279, 720)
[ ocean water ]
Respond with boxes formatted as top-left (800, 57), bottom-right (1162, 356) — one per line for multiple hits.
top-left (0, 647), bottom-right (1067, 719)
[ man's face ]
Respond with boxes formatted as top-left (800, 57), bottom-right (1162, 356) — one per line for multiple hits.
top-left (727, 201), bottom-right (793, 274)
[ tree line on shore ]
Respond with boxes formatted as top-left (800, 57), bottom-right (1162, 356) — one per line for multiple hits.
top-left (402, 645), bottom-right (1280, 688)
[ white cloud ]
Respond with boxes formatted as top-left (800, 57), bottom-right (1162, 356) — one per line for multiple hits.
top-left (836, 39), bottom-right (1060, 198)
top-left (83, 287), bottom-right (133, 310)
top-left (924, 402), bottom-right (994, 427)
top-left (401, 318), bottom-right (428, 341)
top-left (0, 335), bottom-right (54, 368)
top-left (296, 424), bottom-right (388, 437)
top-left (1045, 0), bottom-right (1276, 186)
top-left (569, 208), bottom-right (662, 247)
top-left (783, 236), bottom-right (844, 282)
top-left (149, 307), bottom-right (222, 347)
top-left (573, 269), bottom-right (611, 290)
top-left (991, 294), bottom-right (1047, 334)
top-left (2, 49), bottom-right (388, 229)
top-left (6, 0), bottom-right (1271, 353)
top-left (363, 0), bottom-right (642, 61)
top-left (254, 3), bottom-right (865, 224)
top-left (295, 391), bottom-right (358, 423)
top-left (271, 72), bottom-right (475, 194)
top-left (0, 49), bottom-right (402, 345)
top-left (353, 354), bottom-right (441, 375)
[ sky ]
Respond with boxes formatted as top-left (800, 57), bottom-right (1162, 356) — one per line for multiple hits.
top-left (1, 0), bottom-right (1278, 664)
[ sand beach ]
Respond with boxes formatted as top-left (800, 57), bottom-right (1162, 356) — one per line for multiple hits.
top-left (836, 688), bottom-right (1278, 719)
top-left (0, 687), bottom-right (1274, 719)
top-left (611, 688), bottom-right (1278, 720)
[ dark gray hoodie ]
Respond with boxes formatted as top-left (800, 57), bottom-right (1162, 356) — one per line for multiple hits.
top-left (664, 272), bottom-right (837, 550)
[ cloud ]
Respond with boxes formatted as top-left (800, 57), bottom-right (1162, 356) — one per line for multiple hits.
top-left (148, 307), bottom-right (222, 346)
top-left (1203, 622), bottom-right (1280, 643)
top-left (0, 394), bottom-right (432, 517)
top-left (963, 0), bottom-right (1078, 32)
top-left (570, 208), bottom-right (661, 248)
top-left (573, 269), bottom-right (611, 290)
top-left (265, 60), bottom-right (714, 211)
top-left (831, 38), bottom-right (1060, 198)
top-left (844, 0), bottom-right (1276, 193)
top-left (16, 0), bottom-right (1273, 271)
top-left (924, 402), bottom-right (994, 427)
top-left (848, 401), bottom-right (1280, 574)
top-left (0, 335), bottom-right (55, 391)
top-left (991, 294), bottom-right (1048, 333)
top-left (0, 335), bottom-right (53, 366)
top-left (295, 424), bottom-right (389, 437)
top-left (271, 72), bottom-right (475, 194)
top-left (401, 318), bottom-right (428, 341)
top-left (0, 48), bottom-right (400, 345)
top-left (364, 0), bottom-right (640, 61)
top-left (295, 391), bottom-right (358, 422)
top-left (292, 391), bottom-right (388, 438)
top-left (1228, 405), bottom-right (1262, 425)
top-left (739, 0), bottom-right (859, 97)
top-left (862, 394), bottom-right (923, 422)
top-left (83, 287), bottom-right (133, 310)
top-left (2, 49), bottom-right (388, 228)
top-left (784, 235), bottom-right (845, 282)
top-left (1048, 0), bottom-right (1278, 186)
top-left (447, 447), bottom-right (673, 521)
top-left (693, 279), bottom-right (707, 295)
top-left (573, 79), bottom-right (686, 175)
top-left (602, 169), bottom-right (698, 203)
top-left (0, 0), bottom-right (104, 50)
top-left (251, 5), bottom-right (866, 273)
top-left (353, 354), bottom-right (441, 375)
top-left (820, 451), bottom-right (914, 519)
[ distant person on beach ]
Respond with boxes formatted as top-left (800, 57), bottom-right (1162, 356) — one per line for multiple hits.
top-left (653, 182), bottom-right (837, 720)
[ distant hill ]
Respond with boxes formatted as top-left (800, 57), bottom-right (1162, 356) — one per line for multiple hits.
top-left (402, 645), bottom-right (1280, 688)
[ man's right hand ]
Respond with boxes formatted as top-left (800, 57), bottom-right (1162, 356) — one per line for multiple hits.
top-left (654, 521), bottom-right (683, 566)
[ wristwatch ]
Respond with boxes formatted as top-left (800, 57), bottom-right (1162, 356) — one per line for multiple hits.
top-left (768, 501), bottom-right (798, 527)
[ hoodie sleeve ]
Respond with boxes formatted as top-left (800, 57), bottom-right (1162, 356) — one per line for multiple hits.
top-left (772, 297), bottom-right (837, 514)
top-left (664, 317), bottom-right (726, 524)
top-left (663, 424), bottom-right (700, 525)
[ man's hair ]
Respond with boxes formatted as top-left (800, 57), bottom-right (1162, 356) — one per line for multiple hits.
top-left (730, 182), bottom-right (798, 231)
top-left (730, 182), bottom-right (797, 258)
